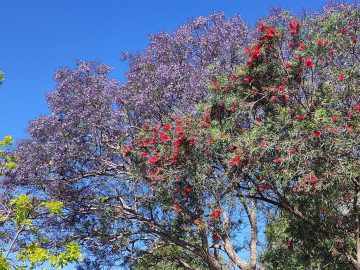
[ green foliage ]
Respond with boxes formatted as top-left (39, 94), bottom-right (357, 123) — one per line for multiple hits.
top-left (0, 71), bottom-right (4, 85)
top-left (0, 137), bottom-right (81, 269)
top-left (17, 242), bottom-right (82, 269)
top-left (134, 244), bottom-right (207, 270)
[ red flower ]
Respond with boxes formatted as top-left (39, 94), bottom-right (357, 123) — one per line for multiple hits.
top-left (317, 39), bottom-right (328, 48)
top-left (175, 126), bottom-right (184, 136)
top-left (173, 136), bottom-right (186, 148)
top-left (148, 155), bottom-right (161, 165)
top-left (279, 85), bottom-right (286, 91)
top-left (246, 45), bottom-right (262, 60)
top-left (152, 125), bottom-right (161, 133)
top-left (210, 209), bottom-right (221, 221)
top-left (313, 131), bottom-right (321, 139)
top-left (345, 124), bottom-right (353, 132)
top-left (289, 21), bottom-right (301, 35)
top-left (233, 156), bottom-right (241, 165)
top-left (309, 175), bottom-right (317, 185)
top-left (282, 94), bottom-right (289, 103)
top-left (354, 103), bottom-right (360, 111)
top-left (285, 62), bottom-right (292, 68)
top-left (348, 114), bottom-right (354, 120)
top-left (231, 73), bottom-right (239, 81)
top-left (274, 157), bottom-right (282, 164)
top-left (247, 61), bottom-right (255, 69)
top-left (297, 42), bottom-right (306, 51)
top-left (188, 135), bottom-right (196, 145)
top-left (208, 137), bottom-right (216, 144)
top-left (328, 49), bottom-right (336, 55)
top-left (269, 96), bottom-right (277, 103)
top-left (331, 115), bottom-right (339, 122)
top-left (183, 186), bottom-right (191, 195)
top-left (264, 27), bottom-right (276, 40)
top-left (290, 148), bottom-right (297, 155)
top-left (213, 84), bottom-right (221, 91)
top-left (338, 74), bottom-right (346, 81)
top-left (244, 76), bottom-right (253, 84)
top-left (141, 152), bottom-right (148, 158)
top-left (159, 132), bottom-right (170, 141)
top-left (351, 37), bottom-right (357, 44)
top-left (258, 22), bottom-right (267, 32)
top-left (164, 123), bottom-right (171, 130)
top-left (303, 58), bottom-right (315, 68)
top-left (295, 115), bottom-right (305, 121)
top-left (212, 231), bottom-right (221, 243)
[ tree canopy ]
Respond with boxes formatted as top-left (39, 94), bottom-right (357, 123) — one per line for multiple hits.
top-left (1, 1), bottom-right (359, 269)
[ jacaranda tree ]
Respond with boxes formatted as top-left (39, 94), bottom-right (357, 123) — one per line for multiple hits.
top-left (2, 2), bottom-right (359, 269)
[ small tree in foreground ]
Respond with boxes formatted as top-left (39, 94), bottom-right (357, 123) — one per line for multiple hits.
top-left (0, 139), bottom-right (82, 270)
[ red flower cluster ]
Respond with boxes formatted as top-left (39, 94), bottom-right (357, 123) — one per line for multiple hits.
top-left (210, 209), bottom-right (221, 221)
top-left (303, 58), bottom-right (315, 68)
top-left (289, 21), bottom-right (301, 35)
top-left (229, 155), bottom-right (241, 167)
top-left (313, 131), bottom-right (321, 139)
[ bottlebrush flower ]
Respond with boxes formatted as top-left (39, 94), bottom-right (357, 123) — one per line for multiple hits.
top-left (295, 115), bottom-right (305, 121)
top-left (309, 175), bottom-right (317, 185)
top-left (188, 135), bottom-right (196, 145)
top-left (331, 115), bottom-right (339, 122)
top-left (264, 27), bottom-right (276, 40)
top-left (297, 42), bottom-right (306, 51)
top-left (258, 22), bottom-right (267, 32)
top-left (338, 74), bottom-right (346, 81)
top-left (345, 124), bottom-right (353, 132)
top-left (159, 132), bottom-right (170, 141)
top-left (183, 186), bottom-right (191, 195)
top-left (175, 126), bottom-right (184, 136)
top-left (210, 209), bottom-right (221, 221)
top-left (231, 73), bottom-right (239, 81)
top-left (303, 58), bottom-right (315, 68)
top-left (163, 123), bottom-right (171, 130)
top-left (269, 96), bottom-right (277, 103)
top-left (244, 76), bottom-right (253, 84)
top-left (208, 137), bottom-right (216, 144)
top-left (285, 62), bottom-right (292, 68)
top-left (148, 155), bottom-right (161, 165)
top-left (289, 21), bottom-right (301, 35)
top-left (348, 114), bottom-right (354, 120)
top-left (229, 155), bottom-right (241, 167)
top-left (317, 39), bottom-right (328, 47)
top-left (274, 157), bottom-right (282, 164)
top-left (212, 231), bottom-right (221, 243)
top-left (354, 103), bottom-right (360, 111)
top-left (313, 131), bottom-right (321, 139)
top-left (247, 61), bottom-right (255, 68)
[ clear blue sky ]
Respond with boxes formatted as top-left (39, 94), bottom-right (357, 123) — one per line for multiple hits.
top-left (1, 0), bottom-right (357, 141)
